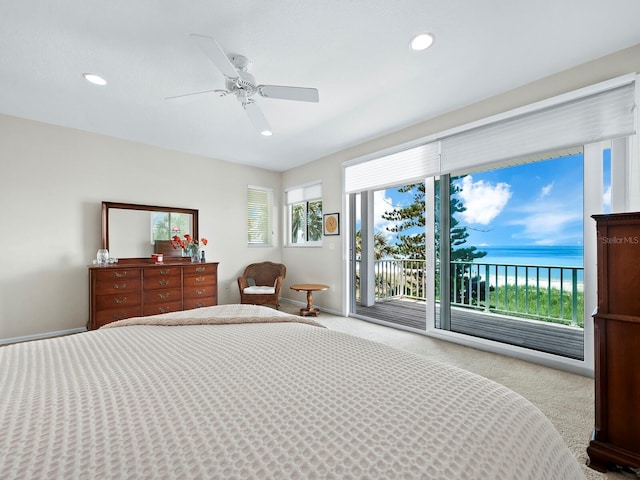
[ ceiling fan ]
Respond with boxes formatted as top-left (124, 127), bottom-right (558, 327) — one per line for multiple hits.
top-left (166, 34), bottom-right (320, 136)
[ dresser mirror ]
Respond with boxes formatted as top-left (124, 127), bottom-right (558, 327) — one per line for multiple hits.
top-left (102, 201), bottom-right (199, 259)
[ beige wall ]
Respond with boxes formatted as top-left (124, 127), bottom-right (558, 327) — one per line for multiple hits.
top-left (280, 155), bottom-right (344, 312)
top-left (2, 43), bottom-right (639, 340)
top-left (0, 115), bottom-right (281, 340)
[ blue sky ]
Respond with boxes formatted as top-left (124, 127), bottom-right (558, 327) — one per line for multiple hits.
top-left (373, 150), bottom-right (611, 247)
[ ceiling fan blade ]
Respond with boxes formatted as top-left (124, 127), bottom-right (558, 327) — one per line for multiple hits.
top-left (243, 100), bottom-right (272, 136)
top-left (189, 34), bottom-right (239, 79)
top-left (165, 89), bottom-right (226, 103)
top-left (258, 85), bottom-right (319, 102)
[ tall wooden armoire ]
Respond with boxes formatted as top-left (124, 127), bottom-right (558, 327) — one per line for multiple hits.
top-left (587, 213), bottom-right (640, 472)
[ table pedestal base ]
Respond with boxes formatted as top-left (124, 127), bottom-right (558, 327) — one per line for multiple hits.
top-left (290, 284), bottom-right (329, 318)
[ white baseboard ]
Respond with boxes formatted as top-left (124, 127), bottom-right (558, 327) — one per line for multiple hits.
top-left (280, 298), bottom-right (342, 317)
top-left (0, 327), bottom-right (87, 346)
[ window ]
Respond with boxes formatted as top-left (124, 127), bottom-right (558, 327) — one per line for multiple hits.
top-left (286, 182), bottom-right (322, 245)
top-left (247, 186), bottom-right (273, 246)
top-left (151, 212), bottom-right (193, 242)
top-left (343, 75), bottom-right (637, 371)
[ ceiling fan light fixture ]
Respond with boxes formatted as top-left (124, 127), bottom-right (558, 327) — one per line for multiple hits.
top-left (410, 33), bottom-right (434, 51)
top-left (83, 73), bottom-right (107, 86)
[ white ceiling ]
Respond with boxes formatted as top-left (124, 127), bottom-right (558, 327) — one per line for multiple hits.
top-left (2, 1), bottom-right (640, 172)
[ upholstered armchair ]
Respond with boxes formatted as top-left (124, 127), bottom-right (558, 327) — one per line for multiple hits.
top-left (237, 261), bottom-right (287, 309)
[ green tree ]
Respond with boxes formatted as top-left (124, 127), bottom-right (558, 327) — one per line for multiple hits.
top-left (382, 178), bottom-right (487, 303)
top-left (381, 184), bottom-right (425, 260)
top-left (291, 200), bottom-right (323, 243)
top-left (437, 177), bottom-right (487, 264)
top-left (354, 230), bottom-right (395, 260)
top-left (382, 180), bottom-right (486, 262)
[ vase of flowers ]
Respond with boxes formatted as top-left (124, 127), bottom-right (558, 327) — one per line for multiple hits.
top-left (170, 234), bottom-right (208, 263)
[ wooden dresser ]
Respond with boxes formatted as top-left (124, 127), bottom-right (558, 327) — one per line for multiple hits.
top-left (587, 213), bottom-right (640, 472)
top-left (89, 261), bottom-right (218, 329)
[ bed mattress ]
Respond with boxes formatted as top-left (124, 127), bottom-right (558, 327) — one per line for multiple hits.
top-left (0, 305), bottom-right (584, 479)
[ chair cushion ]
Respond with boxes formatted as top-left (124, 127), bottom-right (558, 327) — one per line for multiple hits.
top-left (243, 286), bottom-right (276, 294)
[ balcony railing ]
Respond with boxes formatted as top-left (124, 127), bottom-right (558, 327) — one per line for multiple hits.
top-left (355, 259), bottom-right (584, 327)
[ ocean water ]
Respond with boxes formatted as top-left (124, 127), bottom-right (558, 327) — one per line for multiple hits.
top-left (466, 245), bottom-right (584, 287)
top-left (473, 245), bottom-right (584, 268)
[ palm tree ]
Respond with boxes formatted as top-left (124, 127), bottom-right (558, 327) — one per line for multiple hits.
top-left (354, 230), bottom-right (395, 260)
top-left (291, 200), bottom-right (323, 242)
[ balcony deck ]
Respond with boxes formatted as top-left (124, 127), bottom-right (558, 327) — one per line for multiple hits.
top-left (354, 299), bottom-right (584, 360)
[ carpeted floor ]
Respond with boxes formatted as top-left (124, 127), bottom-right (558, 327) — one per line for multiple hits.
top-left (278, 303), bottom-right (639, 479)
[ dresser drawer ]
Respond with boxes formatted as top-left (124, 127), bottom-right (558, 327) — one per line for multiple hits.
top-left (183, 285), bottom-right (216, 299)
top-left (184, 297), bottom-right (217, 310)
top-left (183, 264), bottom-right (217, 276)
top-left (94, 269), bottom-right (141, 294)
top-left (96, 292), bottom-right (142, 310)
top-left (144, 288), bottom-right (182, 305)
top-left (143, 272), bottom-right (181, 290)
top-left (183, 274), bottom-right (215, 288)
top-left (94, 306), bottom-right (143, 328)
top-left (94, 268), bottom-right (141, 281)
top-left (143, 301), bottom-right (182, 316)
top-left (144, 266), bottom-right (182, 279)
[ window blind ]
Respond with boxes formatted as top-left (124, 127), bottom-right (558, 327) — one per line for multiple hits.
top-left (286, 182), bottom-right (322, 204)
top-left (440, 82), bottom-right (636, 175)
top-left (344, 142), bottom-right (440, 193)
top-left (247, 186), bottom-right (273, 245)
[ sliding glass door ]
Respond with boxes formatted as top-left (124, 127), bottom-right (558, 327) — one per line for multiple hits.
top-left (344, 76), bottom-right (637, 366)
top-left (435, 153), bottom-right (586, 359)
top-left (349, 182), bottom-right (434, 331)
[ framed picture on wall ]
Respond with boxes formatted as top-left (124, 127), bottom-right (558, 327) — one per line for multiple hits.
top-left (323, 213), bottom-right (340, 236)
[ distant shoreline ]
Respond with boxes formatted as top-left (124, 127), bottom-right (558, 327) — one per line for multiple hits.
top-left (473, 245), bottom-right (584, 269)
top-left (466, 246), bottom-right (585, 291)
top-left (489, 274), bottom-right (584, 292)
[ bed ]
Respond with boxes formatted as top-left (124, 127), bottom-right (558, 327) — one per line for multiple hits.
top-left (0, 304), bottom-right (583, 479)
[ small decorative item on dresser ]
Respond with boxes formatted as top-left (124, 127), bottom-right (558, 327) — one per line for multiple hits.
top-left (96, 248), bottom-right (109, 266)
top-left (170, 234), bottom-right (208, 263)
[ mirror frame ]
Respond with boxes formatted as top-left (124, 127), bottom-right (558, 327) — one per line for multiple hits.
top-left (101, 201), bottom-right (199, 259)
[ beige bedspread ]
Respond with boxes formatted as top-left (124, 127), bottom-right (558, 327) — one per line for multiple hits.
top-left (0, 304), bottom-right (584, 479)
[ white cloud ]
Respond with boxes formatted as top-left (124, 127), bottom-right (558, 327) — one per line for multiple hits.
top-left (540, 182), bottom-right (554, 198)
top-left (457, 175), bottom-right (512, 225)
top-left (355, 190), bottom-right (400, 241)
top-left (509, 209), bottom-right (583, 245)
top-left (374, 190), bottom-right (399, 240)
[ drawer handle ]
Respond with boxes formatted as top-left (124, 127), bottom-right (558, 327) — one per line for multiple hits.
top-left (195, 276), bottom-right (206, 283)
top-left (114, 297), bottom-right (127, 304)
top-left (159, 269), bottom-right (170, 275)
top-left (195, 302), bottom-right (206, 308)
top-left (196, 267), bottom-right (206, 273)
top-left (113, 283), bottom-right (127, 289)
top-left (158, 292), bottom-right (170, 299)
top-left (114, 271), bottom-right (127, 278)
top-left (158, 280), bottom-right (170, 286)
top-left (113, 313), bottom-right (126, 320)
top-left (196, 289), bottom-right (206, 295)
top-left (158, 307), bottom-right (170, 313)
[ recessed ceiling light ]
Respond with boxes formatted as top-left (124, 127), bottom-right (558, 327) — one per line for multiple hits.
top-left (83, 73), bottom-right (107, 86)
top-left (410, 33), bottom-right (434, 51)
top-left (261, 130), bottom-right (273, 137)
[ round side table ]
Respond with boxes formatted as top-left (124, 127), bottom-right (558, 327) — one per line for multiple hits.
top-left (289, 283), bottom-right (329, 317)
